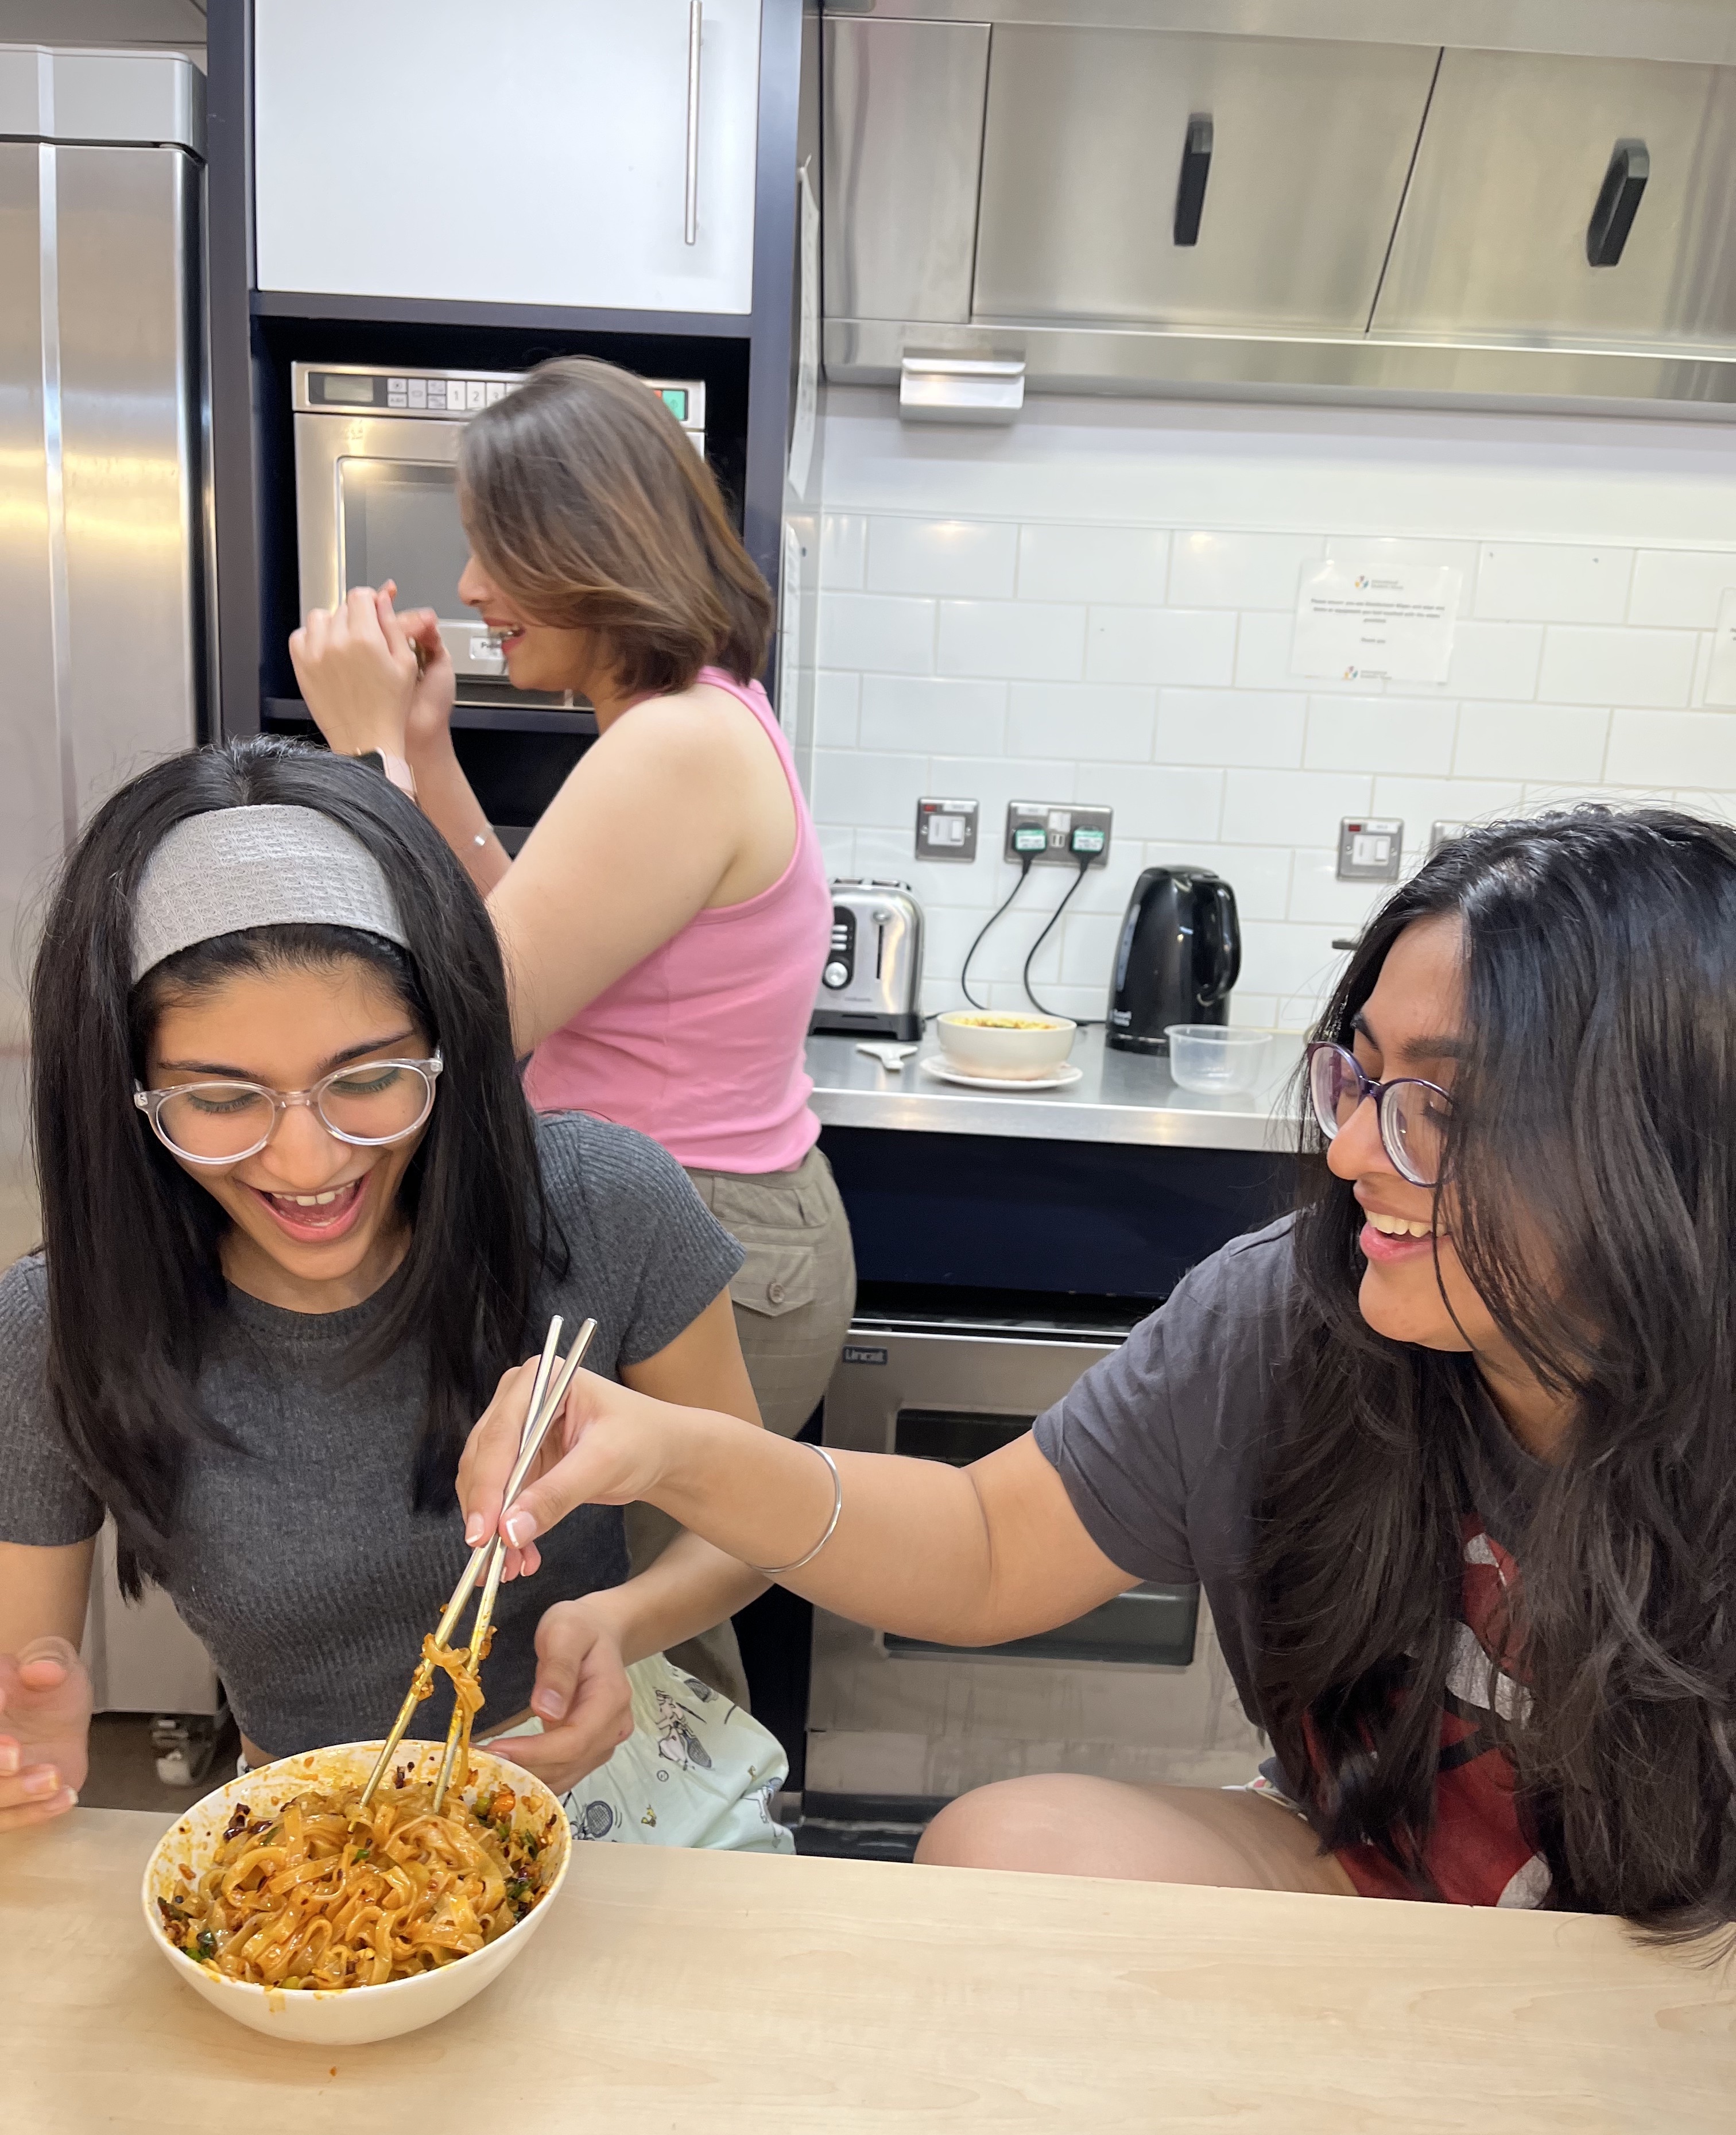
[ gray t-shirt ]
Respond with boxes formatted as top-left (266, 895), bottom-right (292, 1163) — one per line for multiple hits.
top-left (0, 1112), bottom-right (743, 1755)
top-left (1033, 1217), bottom-right (1540, 1741)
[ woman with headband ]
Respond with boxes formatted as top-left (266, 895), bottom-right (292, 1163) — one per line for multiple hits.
top-left (0, 737), bottom-right (789, 1850)
top-left (289, 357), bottom-right (852, 1704)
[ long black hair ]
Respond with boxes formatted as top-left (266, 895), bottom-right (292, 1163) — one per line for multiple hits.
top-left (30, 737), bottom-right (551, 1594)
top-left (1253, 807), bottom-right (1736, 1942)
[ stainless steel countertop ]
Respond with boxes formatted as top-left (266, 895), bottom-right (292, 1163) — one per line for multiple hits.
top-left (805, 1028), bottom-right (1305, 1152)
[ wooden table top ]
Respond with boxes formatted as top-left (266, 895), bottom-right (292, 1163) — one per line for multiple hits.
top-left (4, 1808), bottom-right (1730, 2133)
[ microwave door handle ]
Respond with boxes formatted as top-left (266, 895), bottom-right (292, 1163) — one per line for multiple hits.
top-left (684, 2), bottom-right (703, 246)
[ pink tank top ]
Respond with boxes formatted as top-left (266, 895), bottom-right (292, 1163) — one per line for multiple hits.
top-left (522, 668), bottom-right (831, 1174)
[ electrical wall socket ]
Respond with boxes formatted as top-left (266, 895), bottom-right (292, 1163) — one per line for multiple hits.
top-left (1336, 817), bottom-right (1404, 882)
top-left (914, 796), bottom-right (979, 861)
top-left (1003, 800), bottom-right (1113, 868)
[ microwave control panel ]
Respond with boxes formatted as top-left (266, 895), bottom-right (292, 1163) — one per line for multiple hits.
top-left (292, 365), bottom-right (706, 444)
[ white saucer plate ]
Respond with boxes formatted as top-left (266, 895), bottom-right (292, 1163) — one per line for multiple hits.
top-left (919, 1057), bottom-right (1084, 1093)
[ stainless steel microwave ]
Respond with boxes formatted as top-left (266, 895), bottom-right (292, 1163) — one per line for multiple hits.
top-left (291, 362), bottom-right (707, 692)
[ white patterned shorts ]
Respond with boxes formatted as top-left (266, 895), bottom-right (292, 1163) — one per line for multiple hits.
top-left (524, 1651), bottom-right (795, 1855)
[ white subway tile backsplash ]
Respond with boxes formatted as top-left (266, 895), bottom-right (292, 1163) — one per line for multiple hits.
top-left (808, 402), bottom-right (1736, 1031)
top-left (811, 749), bottom-right (928, 830)
top-left (1235, 610), bottom-right (1382, 693)
top-left (819, 514), bottom-right (867, 591)
top-left (1287, 850), bottom-right (1402, 930)
top-left (814, 670), bottom-right (861, 749)
top-left (1605, 708), bottom-right (1736, 790)
top-left (866, 517), bottom-right (1018, 599)
top-left (1428, 620), bottom-right (1545, 701)
top-left (1057, 911), bottom-right (1126, 988)
top-left (1104, 764), bottom-right (1224, 841)
top-left (818, 593), bottom-right (935, 675)
top-left (1304, 695), bottom-right (1456, 777)
top-left (1537, 625), bottom-right (1696, 708)
top-left (1222, 768), bottom-right (1373, 846)
top-left (1234, 921), bottom-right (1353, 1000)
top-left (1085, 606), bottom-right (1238, 686)
top-left (1009, 681), bottom-right (1155, 762)
top-left (1627, 550), bottom-right (1736, 629)
top-left (859, 676), bottom-right (1006, 757)
top-left (1473, 543), bottom-right (1633, 623)
top-left (1169, 531), bottom-right (1324, 609)
top-left (1369, 775), bottom-right (1526, 833)
top-left (1455, 701), bottom-right (1610, 783)
top-left (937, 599), bottom-right (1087, 682)
top-left (1018, 523), bottom-right (1169, 604)
top-left (1155, 689), bottom-right (1306, 769)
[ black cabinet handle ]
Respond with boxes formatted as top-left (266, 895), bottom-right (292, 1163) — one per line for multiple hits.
top-left (1173, 113), bottom-right (1212, 246)
top-left (1586, 138), bottom-right (1649, 266)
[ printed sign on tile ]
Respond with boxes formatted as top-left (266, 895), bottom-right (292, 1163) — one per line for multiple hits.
top-left (1291, 560), bottom-right (1463, 684)
top-left (1706, 586), bottom-right (1736, 707)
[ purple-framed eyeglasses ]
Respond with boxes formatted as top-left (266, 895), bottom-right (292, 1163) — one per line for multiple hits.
top-left (1304, 1041), bottom-right (1454, 1188)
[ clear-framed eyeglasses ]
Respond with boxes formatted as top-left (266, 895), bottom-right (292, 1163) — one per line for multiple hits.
top-left (1304, 1040), bottom-right (1453, 1188)
top-left (134, 1053), bottom-right (443, 1167)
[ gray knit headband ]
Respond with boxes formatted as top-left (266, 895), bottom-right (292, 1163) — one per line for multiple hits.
top-left (131, 805), bottom-right (410, 983)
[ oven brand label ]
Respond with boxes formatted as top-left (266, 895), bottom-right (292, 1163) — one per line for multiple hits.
top-left (842, 1344), bottom-right (888, 1366)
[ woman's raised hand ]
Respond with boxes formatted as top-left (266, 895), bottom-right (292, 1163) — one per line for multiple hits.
top-left (288, 585), bottom-right (423, 759)
top-left (458, 1362), bottom-right (675, 1582)
top-left (0, 1637), bottom-right (91, 1834)
top-left (477, 1599), bottom-right (635, 1794)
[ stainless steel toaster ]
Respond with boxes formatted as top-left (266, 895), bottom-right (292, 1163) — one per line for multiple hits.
top-left (811, 880), bottom-right (924, 1042)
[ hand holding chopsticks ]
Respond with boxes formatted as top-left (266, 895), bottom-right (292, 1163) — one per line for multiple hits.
top-left (360, 1312), bottom-right (597, 1810)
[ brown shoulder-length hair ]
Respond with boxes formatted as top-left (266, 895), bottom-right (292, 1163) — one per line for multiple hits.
top-left (457, 356), bottom-right (773, 695)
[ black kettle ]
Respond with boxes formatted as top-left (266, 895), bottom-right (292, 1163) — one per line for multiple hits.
top-left (1106, 867), bottom-right (1241, 1053)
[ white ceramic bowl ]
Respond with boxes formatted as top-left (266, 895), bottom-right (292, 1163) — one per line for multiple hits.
top-left (141, 1738), bottom-right (572, 2046)
top-left (935, 1010), bottom-right (1077, 1080)
top-left (1165, 1024), bottom-right (1273, 1095)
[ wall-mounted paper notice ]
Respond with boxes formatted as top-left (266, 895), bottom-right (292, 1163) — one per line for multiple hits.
top-left (1291, 561), bottom-right (1463, 684)
top-left (1706, 586), bottom-right (1736, 707)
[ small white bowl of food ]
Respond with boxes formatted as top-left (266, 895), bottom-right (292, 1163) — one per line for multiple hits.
top-left (142, 1738), bottom-right (571, 2047)
top-left (935, 1010), bottom-right (1078, 1081)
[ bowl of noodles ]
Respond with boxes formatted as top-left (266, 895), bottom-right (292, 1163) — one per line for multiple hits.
top-left (141, 1738), bottom-right (572, 2045)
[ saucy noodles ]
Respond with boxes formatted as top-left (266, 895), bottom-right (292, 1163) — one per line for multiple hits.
top-left (154, 1637), bottom-right (556, 1991)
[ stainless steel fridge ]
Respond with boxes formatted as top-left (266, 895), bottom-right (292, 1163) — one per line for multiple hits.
top-left (1, 41), bottom-right (221, 1768)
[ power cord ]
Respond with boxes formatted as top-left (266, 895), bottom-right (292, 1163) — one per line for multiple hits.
top-left (959, 854), bottom-right (1033, 1009)
top-left (1022, 854), bottom-right (1102, 1023)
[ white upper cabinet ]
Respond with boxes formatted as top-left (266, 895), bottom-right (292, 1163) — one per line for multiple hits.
top-left (253, 0), bottom-right (761, 314)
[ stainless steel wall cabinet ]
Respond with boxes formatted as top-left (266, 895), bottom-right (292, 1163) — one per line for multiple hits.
top-left (820, 3), bottom-right (1736, 416)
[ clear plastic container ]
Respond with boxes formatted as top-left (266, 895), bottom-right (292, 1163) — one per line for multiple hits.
top-left (1165, 1024), bottom-right (1273, 1094)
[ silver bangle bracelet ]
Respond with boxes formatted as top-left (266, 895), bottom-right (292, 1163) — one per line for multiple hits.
top-left (747, 1442), bottom-right (842, 1576)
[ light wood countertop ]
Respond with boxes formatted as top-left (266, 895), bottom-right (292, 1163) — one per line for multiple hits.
top-left (4, 1808), bottom-right (1730, 2132)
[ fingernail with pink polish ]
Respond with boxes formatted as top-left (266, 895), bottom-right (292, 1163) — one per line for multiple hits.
top-left (0, 1745), bottom-right (17, 1778)
top-left (21, 1767), bottom-right (59, 1798)
top-left (504, 1511), bottom-right (533, 1548)
top-left (464, 1513), bottom-right (485, 1546)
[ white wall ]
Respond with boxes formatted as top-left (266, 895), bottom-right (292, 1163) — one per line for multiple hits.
top-left (812, 386), bottom-right (1736, 1028)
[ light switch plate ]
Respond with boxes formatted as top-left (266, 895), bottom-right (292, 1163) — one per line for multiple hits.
top-left (1428, 819), bottom-right (1471, 856)
top-left (1337, 817), bottom-right (1404, 881)
top-left (1003, 800), bottom-right (1113, 868)
top-left (915, 796), bottom-right (978, 862)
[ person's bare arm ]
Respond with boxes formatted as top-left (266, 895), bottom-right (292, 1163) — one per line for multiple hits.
top-left (0, 1537), bottom-right (96, 1831)
top-left (460, 1376), bottom-right (1137, 1651)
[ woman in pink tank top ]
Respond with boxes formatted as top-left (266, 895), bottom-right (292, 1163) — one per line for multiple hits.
top-left (291, 358), bottom-right (854, 1707)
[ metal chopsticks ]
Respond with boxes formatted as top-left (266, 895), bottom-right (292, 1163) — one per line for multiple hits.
top-left (359, 1313), bottom-right (597, 1808)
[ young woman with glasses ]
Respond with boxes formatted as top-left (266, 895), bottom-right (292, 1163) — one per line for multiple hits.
top-left (0, 738), bottom-right (789, 1851)
top-left (458, 809), bottom-right (1736, 1940)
